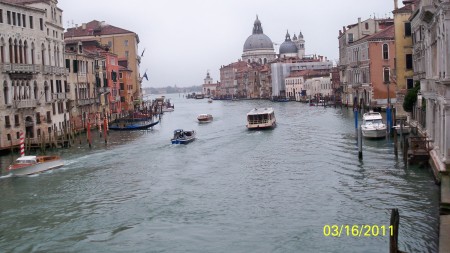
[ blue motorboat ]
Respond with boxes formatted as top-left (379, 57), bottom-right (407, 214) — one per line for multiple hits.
top-left (171, 129), bottom-right (196, 144)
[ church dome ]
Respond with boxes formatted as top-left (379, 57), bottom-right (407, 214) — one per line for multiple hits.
top-left (243, 16), bottom-right (274, 52)
top-left (243, 34), bottom-right (274, 52)
top-left (279, 31), bottom-right (298, 54)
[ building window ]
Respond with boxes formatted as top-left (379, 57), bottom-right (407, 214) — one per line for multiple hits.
top-left (383, 68), bottom-right (390, 83)
top-left (382, 44), bottom-right (389, 60)
top-left (406, 79), bottom-right (413, 90)
top-left (406, 54), bottom-right (413, 70)
top-left (7, 11), bottom-right (10, 24)
top-left (16, 132), bottom-right (20, 140)
top-left (365, 22), bottom-right (369, 30)
top-left (404, 22), bottom-right (411, 37)
top-left (36, 112), bottom-right (41, 124)
top-left (29, 16), bottom-right (33, 29)
top-left (0, 9), bottom-right (3, 23)
top-left (17, 13), bottom-right (21, 26)
top-left (39, 18), bottom-right (43, 30)
top-left (125, 51), bottom-right (129, 58)
top-left (108, 41), bottom-right (112, 47)
top-left (119, 72), bottom-right (123, 79)
top-left (124, 40), bottom-right (128, 46)
top-left (5, 116), bottom-right (10, 128)
top-left (14, 114), bottom-right (20, 126)
top-left (12, 12), bottom-right (16, 26)
top-left (22, 14), bottom-right (26, 27)
top-left (348, 33), bottom-right (354, 43)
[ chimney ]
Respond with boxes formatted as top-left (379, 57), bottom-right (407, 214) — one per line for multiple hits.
top-left (394, 0), bottom-right (398, 10)
top-left (358, 17), bottom-right (362, 38)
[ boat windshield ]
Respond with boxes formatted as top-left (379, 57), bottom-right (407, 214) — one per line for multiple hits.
top-left (364, 119), bottom-right (383, 125)
top-left (16, 159), bottom-right (36, 164)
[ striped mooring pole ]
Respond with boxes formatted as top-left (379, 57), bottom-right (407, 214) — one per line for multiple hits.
top-left (19, 131), bottom-right (25, 157)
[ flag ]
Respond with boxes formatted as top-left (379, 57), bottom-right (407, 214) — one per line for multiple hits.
top-left (141, 48), bottom-right (146, 57)
top-left (142, 72), bottom-right (148, 81)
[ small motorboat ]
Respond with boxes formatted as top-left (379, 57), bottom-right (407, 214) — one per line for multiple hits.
top-left (171, 129), bottom-right (196, 144)
top-left (8, 155), bottom-right (64, 176)
top-left (197, 114), bottom-right (213, 123)
top-left (361, 111), bottom-right (387, 138)
top-left (208, 98), bottom-right (213, 103)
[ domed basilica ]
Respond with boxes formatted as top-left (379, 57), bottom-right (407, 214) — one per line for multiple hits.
top-left (242, 16), bottom-right (306, 63)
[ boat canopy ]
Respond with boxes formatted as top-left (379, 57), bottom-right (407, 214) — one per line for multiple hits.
top-left (247, 107), bottom-right (274, 116)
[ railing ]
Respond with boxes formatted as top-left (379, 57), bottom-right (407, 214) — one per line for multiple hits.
top-left (52, 93), bottom-right (67, 100)
top-left (1, 63), bottom-right (40, 73)
top-left (77, 98), bottom-right (98, 106)
top-left (412, 104), bottom-right (426, 129)
top-left (42, 66), bottom-right (67, 75)
top-left (13, 99), bottom-right (37, 109)
top-left (247, 119), bottom-right (269, 125)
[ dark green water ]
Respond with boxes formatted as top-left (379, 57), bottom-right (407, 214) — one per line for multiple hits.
top-left (0, 95), bottom-right (439, 252)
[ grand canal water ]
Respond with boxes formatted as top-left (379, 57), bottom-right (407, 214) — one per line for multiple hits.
top-left (0, 95), bottom-right (440, 253)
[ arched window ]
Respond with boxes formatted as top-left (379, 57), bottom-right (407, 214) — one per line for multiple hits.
top-left (0, 38), bottom-right (5, 63)
top-left (14, 39), bottom-right (18, 63)
top-left (23, 41), bottom-right (28, 64)
top-left (31, 42), bottom-right (35, 64)
top-left (44, 81), bottom-right (49, 102)
top-left (9, 38), bottom-right (14, 63)
top-left (3, 80), bottom-right (9, 105)
top-left (41, 43), bottom-right (45, 65)
top-left (19, 40), bottom-right (23, 64)
top-left (34, 81), bottom-right (38, 100)
top-left (382, 44), bottom-right (389, 60)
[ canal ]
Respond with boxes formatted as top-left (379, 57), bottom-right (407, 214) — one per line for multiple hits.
top-left (0, 95), bottom-right (440, 252)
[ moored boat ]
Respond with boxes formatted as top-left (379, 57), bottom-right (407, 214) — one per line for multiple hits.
top-left (246, 107), bottom-right (276, 130)
top-left (208, 98), bottom-right (213, 103)
top-left (109, 120), bottom-right (159, 131)
top-left (8, 155), bottom-right (64, 176)
top-left (171, 129), bottom-right (196, 144)
top-left (361, 111), bottom-right (387, 138)
top-left (197, 114), bottom-right (213, 123)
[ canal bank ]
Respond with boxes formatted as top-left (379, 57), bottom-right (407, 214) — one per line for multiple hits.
top-left (0, 96), bottom-right (440, 252)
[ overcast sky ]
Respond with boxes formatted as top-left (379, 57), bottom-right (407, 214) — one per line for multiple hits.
top-left (59, 0), bottom-right (399, 88)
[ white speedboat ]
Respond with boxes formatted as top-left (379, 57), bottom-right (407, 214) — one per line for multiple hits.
top-left (7, 155), bottom-right (64, 176)
top-left (246, 107), bottom-right (276, 130)
top-left (361, 111), bottom-right (387, 138)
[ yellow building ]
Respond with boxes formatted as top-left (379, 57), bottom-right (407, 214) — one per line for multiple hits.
top-left (65, 21), bottom-right (142, 110)
top-left (393, 1), bottom-right (416, 91)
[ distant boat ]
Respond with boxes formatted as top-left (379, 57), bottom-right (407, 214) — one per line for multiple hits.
top-left (208, 98), bottom-right (213, 103)
top-left (8, 155), bottom-right (64, 177)
top-left (109, 120), bottom-right (159, 131)
top-left (361, 111), bottom-right (387, 138)
top-left (171, 129), bottom-right (196, 144)
top-left (197, 114), bottom-right (213, 123)
top-left (246, 107), bottom-right (276, 130)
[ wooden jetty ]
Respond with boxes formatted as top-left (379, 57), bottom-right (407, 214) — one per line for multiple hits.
top-left (406, 136), bottom-right (430, 165)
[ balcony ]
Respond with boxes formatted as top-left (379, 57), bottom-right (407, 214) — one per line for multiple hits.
top-left (98, 87), bottom-right (111, 94)
top-left (1, 63), bottom-right (40, 73)
top-left (77, 98), bottom-right (98, 106)
top-left (13, 99), bottom-right (38, 109)
top-left (52, 93), bottom-right (67, 100)
top-left (42, 66), bottom-right (68, 75)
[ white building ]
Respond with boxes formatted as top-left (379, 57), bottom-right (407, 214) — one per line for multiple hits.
top-left (0, 0), bottom-right (67, 150)
top-left (410, 0), bottom-right (450, 172)
top-left (202, 71), bottom-right (218, 97)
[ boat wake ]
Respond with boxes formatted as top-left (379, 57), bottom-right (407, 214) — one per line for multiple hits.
top-left (0, 173), bottom-right (12, 179)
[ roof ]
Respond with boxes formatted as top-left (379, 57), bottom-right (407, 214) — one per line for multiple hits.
top-left (247, 107), bottom-right (274, 115)
top-left (366, 25), bottom-right (395, 41)
top-left (363, 112), bottom-right (383, 120)
top-left (65, 20), bottom-right (136, 38)
top-left (3, 0), bottom-right (51, 5)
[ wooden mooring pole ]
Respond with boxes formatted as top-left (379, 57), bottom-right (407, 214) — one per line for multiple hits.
top-left (389, 208), bottom-right (400, 253)
top-left (358, 126), bottom-right (363, 160)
